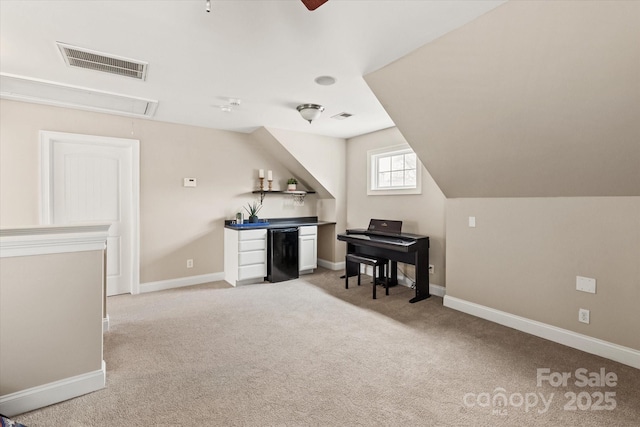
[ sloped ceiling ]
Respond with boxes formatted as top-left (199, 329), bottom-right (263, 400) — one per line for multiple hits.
top-left (365, 0), bottom-right (640, 198)
top-left (251, 127), bottom-right (333, 199)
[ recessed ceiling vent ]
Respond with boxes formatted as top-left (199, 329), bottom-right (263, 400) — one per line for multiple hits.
top-left (57, 42), bottom-right (148, 80)
top-left (331, 112), bottom-right (353, 120)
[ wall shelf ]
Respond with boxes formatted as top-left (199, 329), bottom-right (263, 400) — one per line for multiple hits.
top-left (252, 190), bottom-right (316, 204)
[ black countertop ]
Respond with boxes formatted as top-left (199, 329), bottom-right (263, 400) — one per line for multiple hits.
top-left (224, 216), bottom-right (335, 230)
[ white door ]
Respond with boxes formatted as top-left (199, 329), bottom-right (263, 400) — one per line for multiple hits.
top-left (41, 131), bottom-right (139, 296)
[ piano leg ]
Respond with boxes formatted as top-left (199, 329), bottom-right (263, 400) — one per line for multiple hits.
top-left (389, 261), bottom-right (398, 287)
top-left (409, 253), bottom-right (431, 303)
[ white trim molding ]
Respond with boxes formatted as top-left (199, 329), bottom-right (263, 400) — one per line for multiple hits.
top-left (317, 258), bottom-right (343, 271)
top-left (0, 224), bottom-right (110, 257)
top-left (40, 130), bottom-right (141, 294)
top-left (429, 284), bottom-right (446, 298)
top-left (443, 295), bottom-right (640, 369)
top-left (139, 272), bottom-right (224, 293)
top-left (359, 265), bottom-right (446, 298)
top-left (0, 361), bottom-right (106, 418)
top-left (103, 315), bottom-right (110, 333)
top-left (367, 143), bottom-right (422, 196)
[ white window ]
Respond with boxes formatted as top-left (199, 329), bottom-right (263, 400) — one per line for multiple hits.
top-left (367, 144), bottom-right (422, 195)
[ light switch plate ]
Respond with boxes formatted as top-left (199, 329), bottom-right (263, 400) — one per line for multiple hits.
top-left (183, 178), bottom-right (197, 187)
top-left (576, 276), bottom-right (596, 294)
top-left (468, 216), bottom-right (476, 228)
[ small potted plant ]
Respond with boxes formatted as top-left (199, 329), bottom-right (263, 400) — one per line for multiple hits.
top-left (244, 201), bottom-right (263, 223)
top-left (287, 178), bottom-right (298, 191)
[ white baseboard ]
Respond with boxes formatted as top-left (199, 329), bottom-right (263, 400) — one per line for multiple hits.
top-left (103, 314), bottom-right (109, 333)
top-left (139, 272), bottom-right (224, 293)
top-left (0, 361), bottom-right (106, 417)
top-left (320, 259), bottom-right (445, 300)
top-left (443, 295), bottom-right (640, 369)
top-left (318, 258), bottom-right (343, 271)
top-left (360, 265), bottom-right (445, 297)
top-left (429, 284), bottom-right (446, 298)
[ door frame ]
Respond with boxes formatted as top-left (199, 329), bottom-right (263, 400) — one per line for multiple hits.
top-left (40, 130), bottom-right (141, 294)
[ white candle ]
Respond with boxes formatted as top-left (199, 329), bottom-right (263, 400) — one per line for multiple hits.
top-left (267, 170), bottom-right (273, 180)
top-left (258, 169), bottom-right (264, 178)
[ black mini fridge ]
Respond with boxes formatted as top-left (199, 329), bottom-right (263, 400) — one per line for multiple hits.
top-left (267, 228), bottom-right (299, 282)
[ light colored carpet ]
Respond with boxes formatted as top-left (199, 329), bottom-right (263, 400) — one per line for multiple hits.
top-left (15, 268), bottom-right (640, 426)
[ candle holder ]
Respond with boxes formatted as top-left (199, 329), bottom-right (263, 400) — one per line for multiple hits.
top-left (268, 179), bottom-right (273, 191)
top-left (259, 177), bottom-right (264, 191)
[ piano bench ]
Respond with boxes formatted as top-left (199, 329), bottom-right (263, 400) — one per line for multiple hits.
top-left (345, 253), bottom-right (389, 299)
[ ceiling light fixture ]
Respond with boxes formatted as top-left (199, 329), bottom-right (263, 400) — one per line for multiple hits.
top-left (297, 104), bottom-right (325, 124)
top-left (205, 0), bottom-right (211, 13)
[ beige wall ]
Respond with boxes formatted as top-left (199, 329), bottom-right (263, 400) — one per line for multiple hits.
top-left (446, 197), bottom-right (640, 350)
top-left (359, 0), bottom-right (640, 354)
top-left (346, 127), bottom-right (446, 286)
top-left (365, 0), bottom-right (640, 198)
top-left (262, 127), bottom-right (347, 264)
top-left (0, 250), bottom-right (104, 395)
top-left (0, 99), bottom-right (323, 283)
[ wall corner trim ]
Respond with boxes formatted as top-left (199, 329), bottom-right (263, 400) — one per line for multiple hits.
top-left (0, 361), bottom-right (106, 418)
top-left (443, 296), bottom-right (640, 369)
top-left (103, 315), bottom-right (110, 333)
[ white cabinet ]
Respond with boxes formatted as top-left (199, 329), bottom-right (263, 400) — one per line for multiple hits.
top-left (224, 228), bottom-right (267, 286)
top-left (298, 225), bottom-right (317, 274)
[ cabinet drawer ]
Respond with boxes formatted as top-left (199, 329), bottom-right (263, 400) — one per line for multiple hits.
top-left (238, 263), bottom-right (266, 280)
top-left (239, 240), bottom-right (266, 252)
top-left (299, 225), bottom-right (317, 236)
top-left (239, 250), bottom-right (265, 266)
top-left (239, 229), bottom-right (267, 241)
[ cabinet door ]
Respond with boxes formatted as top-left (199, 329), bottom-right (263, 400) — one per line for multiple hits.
top-left (299, 234), bottom-right (317, 272)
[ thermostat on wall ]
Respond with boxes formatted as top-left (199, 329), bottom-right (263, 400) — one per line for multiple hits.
top-left (183, 178), bottom-right (197, 187)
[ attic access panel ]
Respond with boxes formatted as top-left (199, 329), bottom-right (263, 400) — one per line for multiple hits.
top-left (0, 73), bottom-right (158, 118)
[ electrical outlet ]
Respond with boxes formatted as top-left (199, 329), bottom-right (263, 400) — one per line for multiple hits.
top-left (187, 259), bottom-right (194, 268)
top-left (578, 308), bottom-right (590, 324)
top-left (428, 264), bottom-right (434, 275)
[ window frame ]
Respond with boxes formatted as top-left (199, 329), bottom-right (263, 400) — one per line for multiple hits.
top-left (367, 144), bottom-right (422, 196)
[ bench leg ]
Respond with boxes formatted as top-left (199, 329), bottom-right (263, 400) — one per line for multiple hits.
top-left (384, 264), bottom-right (389, 295)
top-left (373, 270), bottom-right (376, 299)
top-left (345, 257), bottom-right (349, 289)
top-left (385, 275), bottom-right (389, 295)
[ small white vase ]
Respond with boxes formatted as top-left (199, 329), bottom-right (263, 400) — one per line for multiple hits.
top-left (287, 184), bottom-right (296, 191)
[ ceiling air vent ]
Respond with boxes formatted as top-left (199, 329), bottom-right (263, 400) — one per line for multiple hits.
top-left (57, 42), bottom-right (148, 80)
top-left (331, 112), bottom-right (353, 120)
